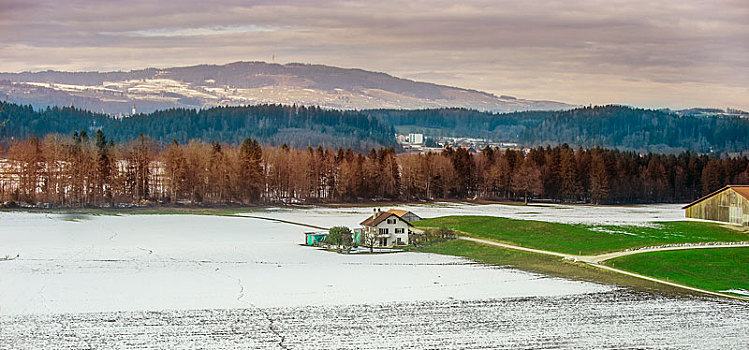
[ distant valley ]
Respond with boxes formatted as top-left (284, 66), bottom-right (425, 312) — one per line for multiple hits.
top-left (0, 62), bottom-right (571, 115)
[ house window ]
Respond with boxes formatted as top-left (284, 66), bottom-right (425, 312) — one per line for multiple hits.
top-left (395, 228), bottom-right (404, 234)
top-left (379, 228), bottom-right (389, 234)
top-left (387, 218), bottom-right (396, 224)
top-left (379, 237), bottom-right (388, 246)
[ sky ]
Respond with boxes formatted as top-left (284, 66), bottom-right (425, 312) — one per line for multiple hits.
top-left (1, 0), bottom-right (747, 110)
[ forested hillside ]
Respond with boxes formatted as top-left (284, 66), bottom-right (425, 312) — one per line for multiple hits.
top-left (0, 103), bottom-right (396, 151)
top-left (373, 106), bottom-right (749, 154)
top-left (2, 102), bottom-right (748, 154)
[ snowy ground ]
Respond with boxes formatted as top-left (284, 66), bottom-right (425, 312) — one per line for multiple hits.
top-left (0, 210), bottom-right (607, 315)
top-left (2, 203), bottom-right (747, 349)
top-left (246, 202), bottom-right (687, 229)
top-left (3, 291), bottom-right (748, 349)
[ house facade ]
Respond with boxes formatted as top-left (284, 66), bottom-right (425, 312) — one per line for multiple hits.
top-left (683, 185), bottom-right (749, 226)
top-left (359, 208), bottom-right (414, 246)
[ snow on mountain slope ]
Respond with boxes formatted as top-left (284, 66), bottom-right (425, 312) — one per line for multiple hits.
top-left (0, 62), bottom-right (572, 114)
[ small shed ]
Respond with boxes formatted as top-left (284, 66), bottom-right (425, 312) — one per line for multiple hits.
top-left (683, 185), bottom-right (749, 226)
top-left (304, 231), bottom-right (329, 246)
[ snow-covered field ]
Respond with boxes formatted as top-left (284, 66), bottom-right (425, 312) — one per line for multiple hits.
top-left (4, 292), bottom-right (748, 349)
top-left (246, 202), bottom-right (687, 228)
top-left (0, 210), bottom-right (608, 315)
top-left (2, 203), bottom-right (748, 349)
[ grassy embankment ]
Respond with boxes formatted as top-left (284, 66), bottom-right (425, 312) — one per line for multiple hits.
top-left (414, 216), bottom-right (748, 255)
top-left (607, 247), bottom-right (749, 293)
top-left (413, 216), bottom-right (749, 295)
top-left (415, 239), bottom-right (684, 294)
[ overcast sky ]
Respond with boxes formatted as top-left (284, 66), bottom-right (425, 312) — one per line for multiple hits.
top-left (1, 0), bottom-right (747, 109)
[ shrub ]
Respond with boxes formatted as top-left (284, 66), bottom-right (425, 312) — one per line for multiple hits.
top-left (327, 226), bottom-right (353, 251)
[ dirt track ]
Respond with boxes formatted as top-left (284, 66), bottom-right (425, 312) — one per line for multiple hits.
top-left (580, 241), bottom-right (749, 264)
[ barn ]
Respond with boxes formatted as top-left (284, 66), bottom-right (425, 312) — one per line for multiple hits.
top-left (683, 185), bottom-right (749, 226)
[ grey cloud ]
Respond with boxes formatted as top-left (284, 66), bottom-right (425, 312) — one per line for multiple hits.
top-left (0, 0), bottom-right (747, 109)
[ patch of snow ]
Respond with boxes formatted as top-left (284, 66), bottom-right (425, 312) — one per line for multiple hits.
top-left (588, 227), bottom-right (638, 236)
top-left (721, 289), bottom-right (749, 296)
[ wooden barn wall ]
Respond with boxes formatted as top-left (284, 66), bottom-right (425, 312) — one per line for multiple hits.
top-left (685, 189), bottom-right (749, 226)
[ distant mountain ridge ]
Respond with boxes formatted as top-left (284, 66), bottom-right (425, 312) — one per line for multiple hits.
top-left (0, 61), bottom-right (572, 114)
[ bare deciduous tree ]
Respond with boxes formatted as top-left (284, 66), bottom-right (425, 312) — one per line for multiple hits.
top-left (511, 158), bottom-right (543, 205)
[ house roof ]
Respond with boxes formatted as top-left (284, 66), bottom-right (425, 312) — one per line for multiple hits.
top-left (682, 185), bottom-right (749, 209)
top-left (360, 212), bottom-right (414, 227)
top-left (387, 209), bottom-right (410, 217)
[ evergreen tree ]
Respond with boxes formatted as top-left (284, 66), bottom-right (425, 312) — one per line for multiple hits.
top-left (239, 137), bottom-right (263, 203)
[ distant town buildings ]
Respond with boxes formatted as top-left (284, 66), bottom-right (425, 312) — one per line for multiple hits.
top-left (407, 133), bottom-right (424, 145)
top-left (397, 133), bottom-right (425, 146)
top-left (396, 133), bottom-right (525, 154)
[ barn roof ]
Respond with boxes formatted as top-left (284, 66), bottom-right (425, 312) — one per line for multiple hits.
top-left (682, 185), bottom-right (749, 209)
top-left (735, 186), bottom-right (749, 200)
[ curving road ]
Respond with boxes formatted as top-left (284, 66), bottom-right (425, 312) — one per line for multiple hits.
top-left (580, 241), bottom-right (749, 264)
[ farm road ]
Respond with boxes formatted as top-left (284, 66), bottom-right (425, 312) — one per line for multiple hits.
top-left (580, 241), bottom-right (749, 264)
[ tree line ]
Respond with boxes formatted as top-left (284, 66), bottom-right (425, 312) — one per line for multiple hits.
top-left (0, 103), bottom-right (397, 152)
top-left (372, 105), bottom-right (749, 154)
top-left (2, 132), bottom-right (748, 207)
top-left (3, 102), bottom-right (749, 155)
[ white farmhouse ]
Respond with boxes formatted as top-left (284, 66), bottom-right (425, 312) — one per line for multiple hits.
top-left (359, 208), bottom-right (414, 247)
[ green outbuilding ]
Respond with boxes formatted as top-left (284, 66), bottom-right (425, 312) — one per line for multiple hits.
top-left (304, 231), bottom-right (329, 246)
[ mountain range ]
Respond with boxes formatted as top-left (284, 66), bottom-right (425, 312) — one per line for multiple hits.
top-left (0, 62), bottom-right (572, 115)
